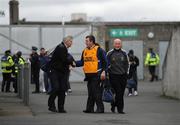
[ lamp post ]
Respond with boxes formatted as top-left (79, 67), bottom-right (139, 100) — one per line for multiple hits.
top-left (62, 16), bottom-right (65, 38)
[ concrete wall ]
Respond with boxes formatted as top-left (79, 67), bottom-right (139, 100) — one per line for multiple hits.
top-left (162, 26), bottom-right (180, 99)
top-left (103, 23), bottom-right (175, 80)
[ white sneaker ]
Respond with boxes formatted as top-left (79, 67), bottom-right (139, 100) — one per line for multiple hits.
top-left (128, 93), bottom-right (133, 96)
top-left (134, 91), bottom-right (138, 96)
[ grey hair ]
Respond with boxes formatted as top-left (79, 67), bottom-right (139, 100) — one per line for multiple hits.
top-left (63, 35), bottom-right (73, 42)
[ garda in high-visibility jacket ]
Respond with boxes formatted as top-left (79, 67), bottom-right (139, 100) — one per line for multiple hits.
top-left (13, 57), bottom-right (25, 74)
top-left (1, 55), bottom-right (14, 73)
top-left (83, 45), bottom-right (99, 73)
top-left (145, 52), bottom-right (160, 66)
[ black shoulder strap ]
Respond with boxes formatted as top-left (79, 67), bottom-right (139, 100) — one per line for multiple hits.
top-left (20, 57), bottom-right (25, 63)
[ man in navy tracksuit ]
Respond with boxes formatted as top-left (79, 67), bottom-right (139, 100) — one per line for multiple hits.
top-left (107, 39), bottom-right (129, 114)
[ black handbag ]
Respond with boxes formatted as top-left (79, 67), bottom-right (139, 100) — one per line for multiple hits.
top-left (102, 78), bottom-right (114, 103)
top-left (102, 88), bottom-right (114, 103)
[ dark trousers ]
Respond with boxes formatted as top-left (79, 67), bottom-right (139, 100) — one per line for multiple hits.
top-left (66, 71), bottom-right (71, 90)
top-left (109, 74), bottom-right (127, 112)
top-left (1, 73), bottom-right (11, 92)
top-left (48, 90), bottom-right (65, 111)
top-left (149, 66), bottom-right (158, 81)
top-left (133, 71), bottom-right (138, 91)
top-left (86, 75), bottom-right (104, 112)
top-left (128, 72), bottom-right (138, 93)
top-left (128, 84), bottom-right (137, 94)
top-left (32, 70), bottom-right (40, 92)
top-left (44, 72), bottom-right (51, 92)
top-left (128, 80), bottom-right (138, 93)
top-left (13, 74), bottom-right (18, 93)
top-left (48, 70), bottom-right (67, 111)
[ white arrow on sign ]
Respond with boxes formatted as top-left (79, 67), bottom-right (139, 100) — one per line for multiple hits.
top-left (111, 30), bottom-right (117, 35)
top-left (0, 10), bottom-right (5, 17)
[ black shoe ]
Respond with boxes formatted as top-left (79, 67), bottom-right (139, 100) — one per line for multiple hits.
top-left (111, 106), bottom-right (115, 113)
top-left (118, 111), bottom-right (125, 114)
top-left (155, 76), bottom-right (158, 81)
top-left (83, 110), bottom-right (94, 113)
top-left (6, 90), bottom-right (11, 93)
top-left (149, 79), bottom-right (154, 82)
top-left (95, 110), bottom-right (104, 113)
top-left (48, 107), bottom-right (57, 112)
top-left (58, 110), bottom-right (67, 113)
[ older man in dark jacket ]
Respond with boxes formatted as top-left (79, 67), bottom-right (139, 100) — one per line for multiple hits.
top-left (107, 39), bottom-right (129, 114)
top-left (48, 36), bottom-right (73, 113)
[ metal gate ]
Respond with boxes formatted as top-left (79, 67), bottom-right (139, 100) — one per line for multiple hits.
top-left (122, 41), bottom-right (144, 80)
top-left (0, 25), bottom-right (92, 82)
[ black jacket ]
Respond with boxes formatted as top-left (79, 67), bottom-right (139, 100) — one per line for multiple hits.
top-left (50, 42), bottom-right (69, 73)
top-left (30, 52), bottom-right (40, 72)
top-left (128, 55), bottom-right (139, 80)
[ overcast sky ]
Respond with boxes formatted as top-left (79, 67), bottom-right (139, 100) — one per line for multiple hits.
top-left (0, 0), bottom-right (180, 24)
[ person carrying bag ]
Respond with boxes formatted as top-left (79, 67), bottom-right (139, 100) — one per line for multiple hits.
top-left (102, 76), bottom-right (114, 103)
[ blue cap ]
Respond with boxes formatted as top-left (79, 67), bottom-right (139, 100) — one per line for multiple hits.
top-left (32, 46), bottom-right (38, 51)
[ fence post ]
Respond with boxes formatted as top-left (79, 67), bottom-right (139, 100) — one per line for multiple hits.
top-left (17, 65), bottom-right (24, 99)
top-left (17, 65), bottom-right (21, 98)
top-left (23, 63), bottom-right (30, 106)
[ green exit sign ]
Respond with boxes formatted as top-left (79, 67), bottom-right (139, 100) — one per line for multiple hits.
top-left (110, 29), bottom-right (138, 37)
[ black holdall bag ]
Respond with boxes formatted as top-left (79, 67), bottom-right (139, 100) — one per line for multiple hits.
top-left (40, 49), bottom-right (55, 73)
top-left (102, 78), bottom-right (114, 103)
top-left (40, 60), bottom-right (51, 73)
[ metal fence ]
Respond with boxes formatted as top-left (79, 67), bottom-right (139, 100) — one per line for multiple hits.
top-left (0, 25), bottom-right (92, 82)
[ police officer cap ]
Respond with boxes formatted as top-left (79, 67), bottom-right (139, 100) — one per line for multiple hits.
top-left (32, 46), bottom-right (38, 51)
top-left (5, 50), bottom-right (11, 54)
top-left (149, 48), bottom-right (153, 52)
top-left (17, 51), bottom-right (22, 56)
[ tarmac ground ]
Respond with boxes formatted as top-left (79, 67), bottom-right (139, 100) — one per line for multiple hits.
top-left (0, 80), bottom-right (180, 125)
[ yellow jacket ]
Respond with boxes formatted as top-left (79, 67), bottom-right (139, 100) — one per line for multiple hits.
top-left (1, 55), bottom-right (14, 73)
top-left (145, 52), bottom-right (160, 66)
top-left (14, 57), bottom-right (25, 74)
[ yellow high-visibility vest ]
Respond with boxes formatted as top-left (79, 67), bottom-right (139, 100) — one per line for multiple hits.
top-left (19, 57), bottom-right (25, 65)
top-left (14, 57), bottom-right (25, 73)
top-left (145, 52), bottom-right (160, 66)
top-left (1, 55), bottom-right (14, 73)
top-left (83, 46), bottom-right (99, 73)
